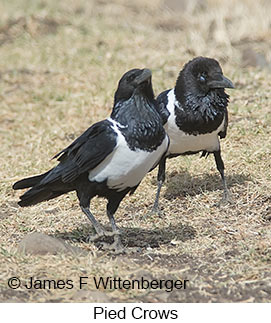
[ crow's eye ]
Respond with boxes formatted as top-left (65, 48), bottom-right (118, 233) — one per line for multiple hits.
top-left (198, 72), bottom-right (207, 82)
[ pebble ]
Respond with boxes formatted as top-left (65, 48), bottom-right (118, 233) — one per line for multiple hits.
top-left (18, 232), bottom-right (87, 256)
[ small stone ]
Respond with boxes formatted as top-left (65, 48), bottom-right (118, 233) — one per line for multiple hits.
top-left (144, 291), bottom-right (169, 302)
top-left (18, 232), bottom-right (87, 256)
top-left (71, 290), bottom-right (111, 302)
top-left (241, 47), bottom-right (270, 69)
top-left (130, 269), bottom-right (155, 281)
top-left (163, 0), bottom-right (206, 12)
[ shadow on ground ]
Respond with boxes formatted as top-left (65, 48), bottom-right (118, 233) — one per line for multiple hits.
top-left (56, 221), bottom-right (196, 249)
top-left (155, 171), bottom-right (251, 200)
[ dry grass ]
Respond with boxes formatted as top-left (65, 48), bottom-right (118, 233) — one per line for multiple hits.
top-left (0, 0), bottom-right (271, 302)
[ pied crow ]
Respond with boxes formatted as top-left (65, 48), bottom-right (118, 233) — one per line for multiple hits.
top-left (13, 68), bottom-right (169, 252)
top-left (153, 57), bottom-right (234, 212)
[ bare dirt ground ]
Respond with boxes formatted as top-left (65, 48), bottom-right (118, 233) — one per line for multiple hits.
top-left (0, 0), bottom-right (271, 302)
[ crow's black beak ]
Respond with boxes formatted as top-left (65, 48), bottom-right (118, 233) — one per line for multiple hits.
top-left (135, 68), bottom-right (152, 85)
top-left (208, 74), bottom-right (234, 89)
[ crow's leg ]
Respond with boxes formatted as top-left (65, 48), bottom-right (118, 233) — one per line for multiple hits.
top-left (81, 206), bottom-right (115, 241)
top-left (78, 184), bottom-right (115, 241)
top-left (100, 213), bottom-right (124, 253)
top-left (213, 151), bottom-right (232, 203)
top-left (99, 197), bottom-right (125, 253)
top-left (151, 156), bottom-right (166, 215)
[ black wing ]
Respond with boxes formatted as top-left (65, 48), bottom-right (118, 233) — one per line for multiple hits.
top-left (156, 90), bottom-right (171, 125)
top-left (42, 119), bottom-right (117, 184)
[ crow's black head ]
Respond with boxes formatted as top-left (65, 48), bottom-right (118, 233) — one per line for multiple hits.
top-left (114, 68), bottom-right (154, 106)
top-left (175, 57), bottom-right (234, 104)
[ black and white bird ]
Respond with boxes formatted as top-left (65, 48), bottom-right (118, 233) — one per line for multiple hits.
top-left (153, 57), bottom-right (234, 212)
top-left (13, 68), bottom-right (169, 252)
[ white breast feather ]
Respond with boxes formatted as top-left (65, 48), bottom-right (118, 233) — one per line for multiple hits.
top-left (88, 118), bottom-right (168, 191)
top-left (165, 89), bottom-right (224, 155)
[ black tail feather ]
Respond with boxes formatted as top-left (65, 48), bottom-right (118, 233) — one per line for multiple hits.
top-left (18, 186), bottom-right (68, 207)
top-left (13, 171), bottom-right (50, 190)
top-left (13, 169), bottom-right (73, 207)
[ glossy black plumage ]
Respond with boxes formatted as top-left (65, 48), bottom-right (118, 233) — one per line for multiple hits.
top-left (153, 57), bottom-right (234, 211)
top-left (13, 68), bottom-right (169, 251)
